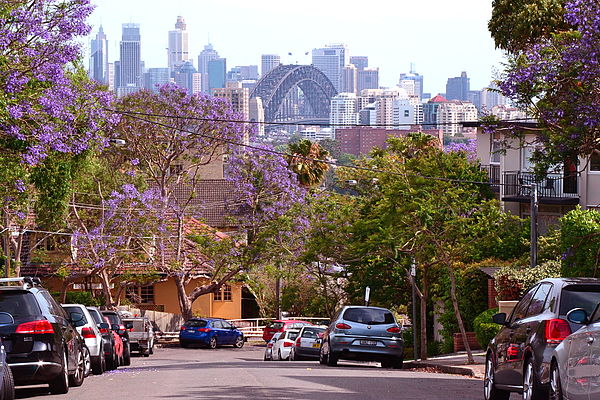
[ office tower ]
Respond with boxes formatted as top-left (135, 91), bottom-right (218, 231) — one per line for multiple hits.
top-left (399, 65), bottom-right (424, 99)
top-left (350, 56), bottom-right (368, 71)
top-left (357, 68), bottom-right (379, 92)
top-left (312, 44), bottom-right (348, 92)
top-left (107, 62), bottom-right (115, 92)
top-left (208, 58), bottom-right (226, 93)
top-left (213, 82), bottom-right (250, 119)
top-left (227, 65), bottom-right (259, 82)
top-left (249, 97), bottom-right (265, 136)
top-left (330, 93), bottom-right (358, 130)
top-left (172, 62), bottom-right (201, 94)
top-left (168, 16), bottom-right (189, 74)
top-left (342, 64), bottom-right (357, 94)
top-left (143, 67), bottom-right (170, 92)
top-left (114, 61), bottom-right (121, 88)
top-left (481, 82), bottom-right (507, 110)
top-left (445, 71), bottom-right (470, 101)
top-left (261, 54), bottom-right (281, 77)
top-left (198, 43), bottom-right (219, 93)
top-left (423, 95), bottom-right (478, 136)
top-left (118, 23), bottom-right (142, 96)
top-left (89, 26), bottom-right (109, 84)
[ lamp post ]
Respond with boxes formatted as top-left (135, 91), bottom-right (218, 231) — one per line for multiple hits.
top-left (524, 184), bottom-right (538, 268)
top-left (411, 258), bottom-right (418, 361)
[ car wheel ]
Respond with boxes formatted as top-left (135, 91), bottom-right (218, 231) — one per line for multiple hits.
top-left (2, 363), bottom-right (15, 400)
top-left (123, 343), bottom-right (131, 366)
top-left (290, 348), bottom-right (296, 361)
top-left (319, 344), bottom-right (327, 365)
top-left (149, 342), bottom-right (154, 355)
top-left (208, 336), bottom-right (217, 349)
top-left (82, 346), bottom-right (92, 377)
top-left (143, 348), bottom-right (150, 357)
top-left (322, 341), bottom-right (338, 366)
top-left (68, 348), bottom-right (85, 387)
top-left (523, 358), bottom-right (545, 400)
top-left (49, 351), bottom-right (69, 394)
top-left (180, 340), bottom-right (189, 348)
top-left (278, 349), bottom-right (283, 361)
top-left (233, 336), bottom-right (244, 348)
top-left (549, 362), bottom-right (564, 400)
top-left (92, 347), bottom-right (105, 375)
top-left (484, 355), bottom-right (510, 400)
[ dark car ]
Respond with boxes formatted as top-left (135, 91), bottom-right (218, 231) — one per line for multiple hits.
top-left (484, 278), bottom-right (600, 400)
top-left (0, 334), bottom-right (14, 400)
top-left (86, 307), bottom-right (119, 370)
top-left (179, 318), bottom-right (245, 349)
top-left (101, 310), bottom-right (131, 366)
top-left (319, 306), bottom-right (404, 368)
top-left (0, 277), bottom-right (87, 394)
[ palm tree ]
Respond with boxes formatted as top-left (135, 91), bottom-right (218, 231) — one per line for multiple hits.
top-left (287, 139), bottom-right (330, 187)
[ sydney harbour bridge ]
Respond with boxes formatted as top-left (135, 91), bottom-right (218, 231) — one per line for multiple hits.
top-left (250, 65), bottom-right (338, 127)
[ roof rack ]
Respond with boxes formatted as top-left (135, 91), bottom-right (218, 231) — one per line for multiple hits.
top-left (0, 277), bottom-right (42, 290)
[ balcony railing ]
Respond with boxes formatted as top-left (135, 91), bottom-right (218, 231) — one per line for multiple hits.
top-left (481, 165), bottom-right (500, 192)
top-left (502, 171), bottom-right (579, 203)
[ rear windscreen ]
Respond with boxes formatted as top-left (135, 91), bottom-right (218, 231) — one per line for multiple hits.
top-left (302, 327), bottom-right (325, 338)
top-left (267, 322), bottom-right (284, 330)
top-left (0, 291), bottom-right (41, 318)
top-left (559, 285), bottom-right (600, 316)
top-left (102, 313), bottom-right (120, 325)
top-left (343, 308), bottom-right (395, 325)
top-left (185, 320), bottom-right (207, 328)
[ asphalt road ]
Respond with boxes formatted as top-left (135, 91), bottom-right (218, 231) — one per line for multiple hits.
top-left (14, 344), bottom-right (490, 400)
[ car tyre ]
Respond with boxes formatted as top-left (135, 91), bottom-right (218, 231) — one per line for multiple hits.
top-left (322, 341), bottom-right (338, 366)
top-left (68, 348), bottom-right (85, 387)
top-left (180, 340), bottom-right (189, 348)
top-left (319, 344), bottom-right (327, 365)
top-left (484, 355), bottom-right (510, 400)
top-left (49, 351), bottom-right (69, 395)
top-left (549, 362), bottom-right (564, 400)
top-left (82, 346), bottom-right (92, 377)
top-left (233, 336), bottom-right (244, 348)
top-left (208, 336), bottom-right (217, 349)
top-left (523, 357), bottom-right (545, 400)
top-left (149, 343), bottom-right (154, 355)
top-left (92, 346), bottom-right (106, 375)
top-left (2, 363), bottom-right (15, 400)
top-left (123, 343), bottom-right (131, 366)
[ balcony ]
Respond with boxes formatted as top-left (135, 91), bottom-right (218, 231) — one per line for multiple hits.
top-left (502, 171), bottom-right (580, 205)
top-left (481, 165), bottom-right (500, 192)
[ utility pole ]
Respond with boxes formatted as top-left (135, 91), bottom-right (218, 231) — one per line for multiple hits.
top-left (529, 184), bottom-right (538, 269)
top-left (411, 258), bottom-right (418, 361)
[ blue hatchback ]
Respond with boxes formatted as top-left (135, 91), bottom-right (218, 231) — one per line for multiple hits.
top-left (179, 318), bottom-right (244, 349)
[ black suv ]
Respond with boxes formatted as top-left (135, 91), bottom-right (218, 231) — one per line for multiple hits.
top-left (484, 278), bottom-right (600, 400)
top-left (0, 277), bottom-right (87, 394)
top-left (101, 310), bottom-right (131, 365)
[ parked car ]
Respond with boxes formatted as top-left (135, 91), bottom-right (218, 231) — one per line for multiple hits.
top-left (319, 306), bottom-right (404, 369)
top-left (0, 334), bottom-right (14, 400)
top-left (86, 307), bottom-right (119, 371)
top-left (263, 332), bottom-right (282, 361)
top-left (271, 329), bottom-right (300, 361)
top-left (484, 278), bottom-right (600, 400)
top-left (290, 325), bottom-right (326, 361)
top-left (262, 319), bottom-right (314, 342)
top-left (179, 318), bottom-right (245, 349)
top-left (101, 310), bottom-right (131, 366)
top-left (549, 305), bottom-right (600, 400)
top-left (122, 317), bottom-right (154, 357)
top-left (0, 277), bottom-right (87, 394)
top-left (103, 316), bottom-right (123, 369)
top-left (63, 304), bottom-right (105, 375)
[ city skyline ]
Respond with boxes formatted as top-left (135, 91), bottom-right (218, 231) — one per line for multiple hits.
top-left (84, 0), bottom-right (505, 95)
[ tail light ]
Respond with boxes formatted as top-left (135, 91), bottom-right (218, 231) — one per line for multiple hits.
top-left (283, 341), bottom-right (293, 347)
top-left (197, 328), bottom-right (211, 333)
top-left (99, 327), bottom-right (109, 334)
top-left (180, 325), bottom-right (186, 330)
top-left (118, 324), bottom-right (126, 331)
top-left (387, 326), bottom-right (401, 333)
top-left (545, 319), bottom-right (571, 344)
top-left (296, 337), bottom-right (302, 346)
top-left (267, 342), bottom-right (273, 348)
top-left (81, 327), bottom-right (96, 339)
top-left (16, 320), bottom-right (54, 334)
top-left (335, 323), bottom-right (351, 330)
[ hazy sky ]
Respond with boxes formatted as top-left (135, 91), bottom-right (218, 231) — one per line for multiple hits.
top-left (85, 0), bottom-right (506, 95)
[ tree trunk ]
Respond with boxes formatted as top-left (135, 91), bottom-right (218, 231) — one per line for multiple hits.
top-left (99, 270), bottom-right (114, 308)
top-left (447, 264), bottom-right (474, 364)
top-left (60, 279), bottom-right (69, 303)
top-left (174, 276), bottom-right (193, 321)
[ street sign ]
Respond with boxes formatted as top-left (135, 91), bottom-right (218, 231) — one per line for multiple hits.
top-left (365, 286), bottom-right (370, 306)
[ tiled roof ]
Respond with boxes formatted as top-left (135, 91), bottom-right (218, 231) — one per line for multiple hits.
top-left (429, 94), bottom-right (448, 103)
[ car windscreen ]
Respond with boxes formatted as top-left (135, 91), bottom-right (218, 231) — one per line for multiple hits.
top-left (267, 322), bottom-right (285, 330)
top-left (301, 327), bottom-right (325, 338)
top-left (559, 285), bottom-right (600, 316)
top-left (185, 319), bottom-right (208, 328)
top-left (0, 291), bottom-right (42, 318)
top-left (343, 308), bottom-right (395, 325)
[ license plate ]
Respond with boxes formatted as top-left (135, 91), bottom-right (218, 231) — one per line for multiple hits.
top-left (312, 343), bottom-right (321, 348)
top-left (187, 330), bottom-right (195, 333)
top-left (360, 340), bottom-right (377, 346)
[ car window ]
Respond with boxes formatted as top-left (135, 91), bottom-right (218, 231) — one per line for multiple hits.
top-left (343, 308), bottom-right (395, 325)
top-left (526, 283), bottom-right (552, 317)
top-left (102, 313), bottom-right (120, 325)
top-left (63, 306), bottom-right (88, 327)
top-left (212, 320), bottom-right (223, 329)
top-left (39, 291), bottom-right (66, 318)
top-left (267, 321), bottom-right (285, 330)
top-left (185, 319), bottom-right (208, 328)
top-left (287, 331), bottom-right (299, 340)
top-left (0, 291), bottom-right (42, 317)
top-left (88, 309), bottom-right (103, 324)
top-left (221, 320), bottom-right (233, 329)
top-left (271, 332), bottom-right (282, 342)
top-left (559, 285), bottom-right (600, 316)
top-left (510, 286), bottom-right (538, 322)
top-left (301, 327), bottom-right (325, 338)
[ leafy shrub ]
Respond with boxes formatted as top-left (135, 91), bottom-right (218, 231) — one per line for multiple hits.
top-left (51, 291), bottom-right (103, 307)
top-left (474, 308), bottom-right (501, 348)
top-left (494, 260), bottom-right (561, 300)
top-left (560, 207), bottom-right (600, 277)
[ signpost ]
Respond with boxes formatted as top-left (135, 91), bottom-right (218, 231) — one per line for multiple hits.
top-left (364, 286), bottom-right (370, 307)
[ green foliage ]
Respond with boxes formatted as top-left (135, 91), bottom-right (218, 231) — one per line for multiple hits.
top-left (286, 139), bottom-right (330, 187)
top-left (474, 308), bottom-right (501, 349)
top-left (538, 227), bottom-right (562, 264)
top-left (494, 259), bottom-right (562, 300)
top-left (560, 207), bottom-right (600, 277)
top-left (51, 291), bottom-right (103, 307)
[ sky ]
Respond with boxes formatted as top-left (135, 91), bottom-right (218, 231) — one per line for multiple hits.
top-left (85, 0), bottom-right (507, 95)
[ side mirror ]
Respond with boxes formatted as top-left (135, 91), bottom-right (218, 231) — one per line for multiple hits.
top-left (98, 322), bottom-right (109, 331)
top-left (567, 308), bottom-right (589, 325)
top-left (111, 323), bottom-right (120, 331)
top-left (492, 313), bottom-right (507, 326)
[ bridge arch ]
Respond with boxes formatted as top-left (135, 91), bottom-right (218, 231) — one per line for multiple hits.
top-left (250, 65), bottom-right (338, 123)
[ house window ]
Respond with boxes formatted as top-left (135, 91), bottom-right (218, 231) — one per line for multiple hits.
top-left (126, 285), bottom-right (155, 304)
top-left (591, 151), bottom-right (600, 171)
top-left (214, 284), bottom-right (232, 302)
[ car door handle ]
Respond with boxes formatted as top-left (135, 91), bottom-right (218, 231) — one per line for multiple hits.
top-left (587, 336), bottom-right (595, 344)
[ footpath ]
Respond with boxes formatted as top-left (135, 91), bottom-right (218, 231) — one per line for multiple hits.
top-left (404, 351), bottom-right (486, 379)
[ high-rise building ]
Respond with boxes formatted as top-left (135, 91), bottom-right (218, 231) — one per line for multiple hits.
top-left (445, 71), bottom-right (470, 101)
top-left (481, 82), bottom-right (507, 110)
top-left (227, 65), bottom-right (259, 82)
top-left (173, 61), bottom-right (201, 94)
top-left (423, 94), bottom-right (478, 136)
top-left (213, 82), bottom-right (251, 144)
top-left (357, 68), bottom-right (379, 93)
top-left (89, 26), bottom-right (109, 85)
top-left (143, 67), bottom-right (170, 92)
top-left (341, 64), bottom-right (357, 94)
top-left (399, 66), bottom-right (424, 99)
top-left (261, 54), bottom-right (281, 77)
top-left (208, 58), bottom-right (226, 93)
top-left (198, 43), bottom-right (219, 93)
top-left (249, 97), bottom-right (265, 136)
top-left (167, 16), bottom-right (189, 74)
top-left (107, 62), bottom-right (115, 92)
top-left (118, 23), bottom-right (142, 96)
top-left (312, 44), bottom-right (348, 92)
top-left (330, 93), bottom-right (358, 130)
top-left (350, 56), bottom-right (368, 71)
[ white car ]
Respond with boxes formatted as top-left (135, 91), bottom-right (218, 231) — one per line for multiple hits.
top-left (271, 329), bottom-right (300, 361)
top-left (290, 326), bottom-right (326, 361)
top-left (264, 332), bottom-right (282, 361)
top-left (62, 304), bottom-right (104, 375)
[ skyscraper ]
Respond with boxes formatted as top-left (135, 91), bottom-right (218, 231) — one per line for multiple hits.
top-left (312, 44), bottom-right (348, 92)
top-left (172, 62), bottom-right (201, 95)
top-left (399, 65), bottom-right (424, 100)
top-left (167, 16), bottom-right (189, 74)
top-left (261, 54), bottom-right (281, 77)
top-left (118, 23), bottom-right (142, 96)
top-left (208, 58), bottom-right (226, 93)
top-left (89, 26), bottom-right (109, 85)
top-left (198, 43), bottom-right (219, 93)
top-left (341, 64), bottom-right (357, 94)
top-left (445, 71), bottom-right (470, 101)
top-left (143, 68), bottom-right (170, 93)
top-left (357, 68), bottom-right (379, 93)
top-left (350, 56), bottom-right (368, 71)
